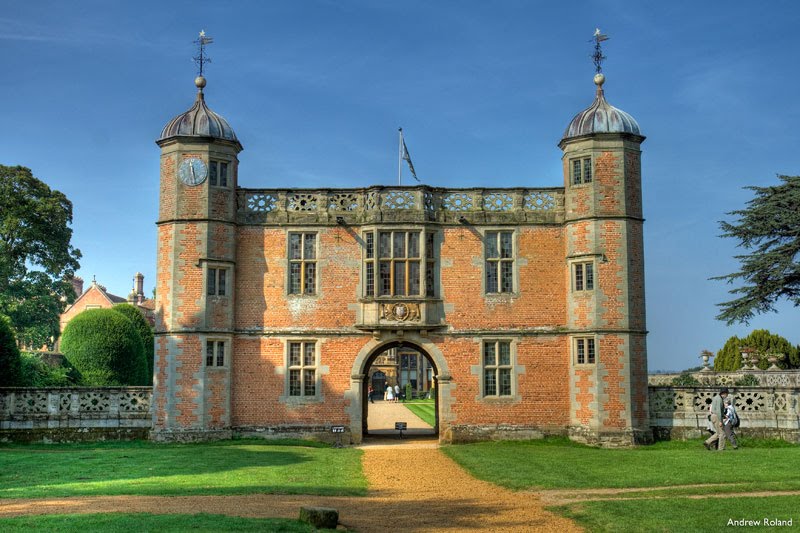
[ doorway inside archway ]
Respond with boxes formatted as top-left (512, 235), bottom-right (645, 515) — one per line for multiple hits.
top-left (363, 341), bottom-right (438, 439)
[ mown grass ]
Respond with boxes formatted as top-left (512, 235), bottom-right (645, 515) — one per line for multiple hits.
top-left (442, 437), bottom-right (800, 490)
top-left (552, 496), bottom-right (798, 532)
top-left (445, 437), bottom-right (800, 531)
top-left (403, 400), bottom-right (436, 427)
top-left (0, 439), bottom-right (366, 499)
top-left (0, 513), bottom-right (339, 532)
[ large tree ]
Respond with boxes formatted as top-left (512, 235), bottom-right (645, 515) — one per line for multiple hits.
top-left (0, 165), bottom-right (82, 347)
top-left (713, 329), bottom-right (799, 371)
top-left (713, 175), bottom-right (800, 324)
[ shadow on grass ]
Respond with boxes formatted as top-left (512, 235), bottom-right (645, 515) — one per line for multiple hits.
top-left (0, 440), bottom-right (365, 498)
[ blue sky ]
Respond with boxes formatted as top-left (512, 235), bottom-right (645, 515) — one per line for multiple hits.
top-left (1, 1), bottom-right (798, 371)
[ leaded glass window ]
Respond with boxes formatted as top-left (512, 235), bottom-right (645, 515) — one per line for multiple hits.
top-left (288, 341), bottom-right (317, 397)
top-left (288, 233), bottom-right (317, 295)
top-left (485, 231), bottom-right (514, 294)
top-left (483, 340), bottom-right (513, 397)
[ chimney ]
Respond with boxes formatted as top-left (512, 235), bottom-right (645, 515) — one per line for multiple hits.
top-left (135, 272), bottom-right (145, 304)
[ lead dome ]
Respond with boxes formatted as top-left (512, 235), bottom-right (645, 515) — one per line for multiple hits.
top-left (159, 75), bottom-right (238, 143)
top-left (562, 74), bottom-right (641, 141)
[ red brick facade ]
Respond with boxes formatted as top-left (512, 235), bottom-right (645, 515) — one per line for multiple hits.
top-left (153, 87), bottom-right (650, 446)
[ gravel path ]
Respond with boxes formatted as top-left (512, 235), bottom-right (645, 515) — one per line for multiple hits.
top-left (0, 443), bottom-right (580, 532)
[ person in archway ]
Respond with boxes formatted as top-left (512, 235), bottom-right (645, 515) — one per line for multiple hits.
top-left (368, 385), bottom-right (375, 404)
top-left (386, 384), bottom-right (394, 402)
top-left (394, 384), bottom-right (401, 403)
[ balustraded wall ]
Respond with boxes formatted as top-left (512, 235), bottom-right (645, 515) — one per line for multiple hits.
top-left (648, 371), bottom-right (800, 443)
top-left (3, 378), bottom-right (799, 444)
top-left (0, 387), bottom-right (152, 443)
top-left (237, 186), bottom-right (564, 225)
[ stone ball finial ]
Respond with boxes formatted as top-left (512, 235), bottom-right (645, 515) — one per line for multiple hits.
top-left (594, 73), bottom-right (605, 86)
top-left (195, 75), bottom-right (207, 89)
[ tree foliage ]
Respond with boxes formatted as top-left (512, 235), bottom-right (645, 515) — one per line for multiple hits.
top-left (19, 352), bottom-right (79, 387)
top-left (112, 303), bottom-right (154, 385)
top-left (60, 309), bottom-right (148, 386)
top-left (0, 314), bottom-right (23, 386)
top-left (0, 165), bottom-right (81, 347)
top-left (713, 329), bottom-right (799, 371)
top-left (713, 175), bottom-right (800, 324)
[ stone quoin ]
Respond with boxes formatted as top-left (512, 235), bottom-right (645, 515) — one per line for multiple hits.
top-left (152, 57), bottom-right (650, 446)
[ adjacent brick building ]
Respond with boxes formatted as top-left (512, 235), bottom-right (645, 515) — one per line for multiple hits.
top-left (153, 69), bottom-right (650, 446)
top-left (56, 274), bottom-right (155, 351)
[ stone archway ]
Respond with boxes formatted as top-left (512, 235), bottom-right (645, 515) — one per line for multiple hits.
top-left (346, 332), bottom-right (453, 444)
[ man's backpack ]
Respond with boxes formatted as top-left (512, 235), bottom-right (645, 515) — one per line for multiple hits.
top-left (730, 411), bottom-right (740, 428)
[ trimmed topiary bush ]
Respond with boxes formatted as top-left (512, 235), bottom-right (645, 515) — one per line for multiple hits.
top-left (61, 308), bottom-right (148, 386)
top-left (0, 314), bottom-right (23, 386)
top-left (112, 303), bottom-right (154, 385)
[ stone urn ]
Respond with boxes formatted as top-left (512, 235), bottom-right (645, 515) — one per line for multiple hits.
top-left (700, 350), bottom-right (714, 371)
top-left (767, 353), bottom-right (784, 372)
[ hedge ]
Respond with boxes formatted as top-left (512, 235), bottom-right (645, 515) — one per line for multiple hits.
top-left (112, 303), bottom-right (154, 385)
top-left (60, 308), bottom-right (148, 386)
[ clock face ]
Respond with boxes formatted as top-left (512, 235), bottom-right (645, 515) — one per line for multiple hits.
top-left (178, 158), bottom-right (208, 186)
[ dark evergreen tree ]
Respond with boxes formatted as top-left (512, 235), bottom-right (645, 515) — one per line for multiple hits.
top-left (714, 329), bottom-right (799, 371)
top-left (0, 314), bottom-right (22, 386)
top-left (713, 175), bottom-right (800, 325)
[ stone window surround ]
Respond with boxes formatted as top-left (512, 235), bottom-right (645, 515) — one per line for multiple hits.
top-left (208, 158), bottom-right (232, 188)
top-left (361, 225), bottom-right (438, 299)
top-left (479, 227), bottom-right (520, 298)
top-left (469, 337), bottom-right (524, 403)
top-left (572, 335), bottom-right (597, 366)
top-left (287, 231), bottom-right (318, 296)
top-left (570, 155), bottom-right (593, 185)
top-left (570, 258), bottom-right (596, 292)
top-left (200, 334), bottom-right (231, 369)
top-left (203, 261), bottom-right (232, 298)
top-left (276, 337), bottom-right (331, 405)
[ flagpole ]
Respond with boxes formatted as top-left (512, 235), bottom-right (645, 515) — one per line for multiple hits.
top-left (398, 128), bottom-right (403, 186)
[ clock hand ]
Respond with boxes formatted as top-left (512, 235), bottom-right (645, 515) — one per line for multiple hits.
top-left (190, 164), bottom-right (196, 183)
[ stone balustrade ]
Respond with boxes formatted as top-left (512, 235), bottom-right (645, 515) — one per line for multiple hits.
top-left (3, 375), bottom-right (799, 444)
top-left (649, 383), bottom-right (800, 443)
top-left (237, 186), bottom-right (565, 225)
top-left (0, 387), bottom-right (152, 443)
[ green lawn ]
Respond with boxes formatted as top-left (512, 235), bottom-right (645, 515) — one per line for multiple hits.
top-left (0, 513), bottom-right (339, 532)
top-left (444, 438), bottom-right (800, 532)
top-left (553, 496), bottom-right (798, 533)
top-left (442, 437), bottom-right (800, 490)
top-left (403, 399), bottom-right (435, 427)
top-left (0, 439), bottom-right (366, 499)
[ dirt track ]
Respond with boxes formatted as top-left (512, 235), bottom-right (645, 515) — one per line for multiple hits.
top-left (0, 443), bottom-right (581, 532)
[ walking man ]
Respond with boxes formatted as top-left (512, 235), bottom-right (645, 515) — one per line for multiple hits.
top-left (704, 387), bottom-right (729, 451)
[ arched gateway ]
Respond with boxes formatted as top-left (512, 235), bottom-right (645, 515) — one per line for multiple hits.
top-left (152, 50), bottom-right (651, 447)
top-left (347, 335), bottom-right (451, 443)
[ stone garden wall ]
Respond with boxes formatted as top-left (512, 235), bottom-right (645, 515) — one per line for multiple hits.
top-left (648, 370), bottom-right (800, 443)
top-left (3, 373), bottom-right (799, 444)
top-left (0, 387), bottom-right (152, 443)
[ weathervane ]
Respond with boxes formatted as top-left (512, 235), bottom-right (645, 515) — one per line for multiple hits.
top-left (193, 30), bottom-right (214, 77)
top-left (591, 28), bottom-right (609, 74)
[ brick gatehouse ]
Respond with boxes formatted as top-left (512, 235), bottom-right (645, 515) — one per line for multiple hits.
top-left (153, 68), bottom-right (650, 446)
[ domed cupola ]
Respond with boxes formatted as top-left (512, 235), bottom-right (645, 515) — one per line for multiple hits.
top-left (562, 73), bottom-right (642, 141)
top-left (158, 75), bottom-right (240, 146)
